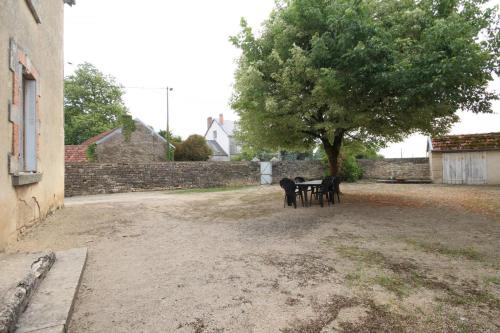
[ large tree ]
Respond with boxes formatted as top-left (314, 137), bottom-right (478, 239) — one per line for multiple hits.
top-left (64, 63), bottom-right (134, 145)
top-left (231, 0), bottom-right (499, 175)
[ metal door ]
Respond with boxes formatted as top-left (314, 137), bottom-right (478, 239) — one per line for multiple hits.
top-left (443, 152), bottom-right (486, 185)
top-left (260, 162), bottom-right (272, 185)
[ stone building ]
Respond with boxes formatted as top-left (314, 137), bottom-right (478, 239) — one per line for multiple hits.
top-left (427, 132), bottom-right (500, 185)
top-left (204, 114), bottom-right (241, 161)
top-left (0, 0), bottom-right (73, 251)
top-left (65, 119), bottom-right (175, 163)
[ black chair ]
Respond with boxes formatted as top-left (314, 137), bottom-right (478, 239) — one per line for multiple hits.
top-left (279, 178), bottom-right (304, 208)
top-left (311, 178), bottom-right (332, 207)
top-left (294, 177), bottom-right (305, 183)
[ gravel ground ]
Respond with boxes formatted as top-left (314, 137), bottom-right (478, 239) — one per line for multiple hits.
top-left (6, 183), bottom-right (500, 332)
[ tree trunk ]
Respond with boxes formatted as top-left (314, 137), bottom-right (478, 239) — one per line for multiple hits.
top-left (322, 132), bottom-right (344, 176)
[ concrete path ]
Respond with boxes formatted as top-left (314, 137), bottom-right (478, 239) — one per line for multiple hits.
top-left (15, 248), bottom-right (87, 333)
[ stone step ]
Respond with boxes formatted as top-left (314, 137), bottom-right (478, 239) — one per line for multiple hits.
top-left (15, 248), bottom-right (87, 333)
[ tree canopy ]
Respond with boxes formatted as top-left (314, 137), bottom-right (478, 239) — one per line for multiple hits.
top-left (174, 135), bottom-right (212, 161)
top-left (64, 63), bottom-right (135, 145)
top-left (231, 0), bottom-right (499, 175)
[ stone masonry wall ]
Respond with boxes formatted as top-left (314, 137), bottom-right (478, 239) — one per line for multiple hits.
top-left (96, 121), bottom-right (167, 163)
top-left (357, 158), bottom-right (430, 180)
top-left (65, 160), bottom-right (325, 197)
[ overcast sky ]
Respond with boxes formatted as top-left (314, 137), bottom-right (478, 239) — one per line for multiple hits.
top-left (64, 0), bottom-right (500, 158)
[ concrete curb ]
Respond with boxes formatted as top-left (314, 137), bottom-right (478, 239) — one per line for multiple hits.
top-left (0, 253), bottom-right (56, 333)
top-left (16, 248), bottom-right (88, 333)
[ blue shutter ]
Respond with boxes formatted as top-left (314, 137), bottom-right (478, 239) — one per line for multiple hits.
top-left (24, 79), bottom-right (37, 172)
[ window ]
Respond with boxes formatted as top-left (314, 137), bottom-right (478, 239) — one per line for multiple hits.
top-left (213, 130), bottom-right (217, 139)
top-left (21, 74), bottom-right (38, 172)
top-left (9, 39), bottom-right (41, 186)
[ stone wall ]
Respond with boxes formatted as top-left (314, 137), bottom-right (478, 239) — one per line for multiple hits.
top-left (96, 121), bottom-right (168, 163)
top-left (65, 160), bottom-right (325, 197)
top-left (271, 160), bottom-right (325, 183)
top-left (357, 158), bottom-right (430, 180)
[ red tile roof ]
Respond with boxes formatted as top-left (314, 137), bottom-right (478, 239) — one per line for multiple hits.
top-left (81, 128), bottom-right (117, 146)
top-left (65, 128), bottom-right (117, 163)
top-left (65, 145), bottom-right (88, 163)
top-left (431, 132), bottom-right (500, 152)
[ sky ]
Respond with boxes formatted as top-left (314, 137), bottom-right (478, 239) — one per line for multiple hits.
top-left (64, 0), bottom-right (500, 158)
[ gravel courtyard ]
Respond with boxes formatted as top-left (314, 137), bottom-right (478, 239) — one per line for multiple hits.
top-left (7, 183), bottom-right (500, 332)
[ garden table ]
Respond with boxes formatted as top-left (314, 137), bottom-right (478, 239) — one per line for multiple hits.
top-left (296, 180), bottom-right (323, 207)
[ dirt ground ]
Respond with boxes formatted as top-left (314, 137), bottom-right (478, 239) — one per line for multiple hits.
top-left (7, 183), bottom-right (500, 332)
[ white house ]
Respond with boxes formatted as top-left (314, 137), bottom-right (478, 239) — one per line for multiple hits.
top-left (204, 114), bottom-right (241, 161)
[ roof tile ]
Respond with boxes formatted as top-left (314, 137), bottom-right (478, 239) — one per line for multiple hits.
top-left (431, 132), bottom-right (500, 152)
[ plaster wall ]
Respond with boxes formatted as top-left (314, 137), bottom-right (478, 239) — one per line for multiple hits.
top-left (0, 1), bottom-right (65, 250)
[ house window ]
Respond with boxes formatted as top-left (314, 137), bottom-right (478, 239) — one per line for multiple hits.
top-left (9, 39), bottom-right (42, 186)
top-left (21, 74), bottom-right (38, 172)
top-left (213, 130), bottom-right (217, 139)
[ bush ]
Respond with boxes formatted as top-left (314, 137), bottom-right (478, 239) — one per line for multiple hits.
top-left (339, 155), bottom-right (363, 182)
top-left (174, 135), bottom-right (211, 161)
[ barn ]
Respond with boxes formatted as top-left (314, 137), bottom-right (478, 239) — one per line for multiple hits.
top-left (427, 132), bottom-right (500, 185)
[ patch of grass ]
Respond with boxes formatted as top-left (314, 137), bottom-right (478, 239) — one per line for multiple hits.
top-left (164, 185), bottom-right (255, 195)
top-left (375, 275), bottom-right (410, 297)
top-left (406, 240), bottom-right (484, 261)
top-left (336, 245), bottom-right (386, 266)
top-left (484, 276), bottom-right (500, 286)
top-left (437, 288), bottom-right (500, 310)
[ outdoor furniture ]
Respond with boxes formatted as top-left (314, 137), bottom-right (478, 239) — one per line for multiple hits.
top-left (294, 176), bottom-right (314, 199)
top-left (279, 178), bottom-right (304, 208)
top-left (312, 178), bottom-right (333, 207)
top-left (295, 179), bottom-right (322, 207)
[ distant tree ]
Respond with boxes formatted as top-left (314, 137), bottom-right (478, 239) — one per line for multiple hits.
top-left (231, 0), bottom-right (499, 176)
top-left (159, 130), bottom-right (183, 161)
top-left (158, 130), bottom-right (182, 144)
top-left (174, 135), bottom-right (212, 161)
top-left (64, 63), bottom-right (135, 145)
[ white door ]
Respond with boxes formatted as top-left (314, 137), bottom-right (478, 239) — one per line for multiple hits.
top-left (260, 162), bottom-right (272, 185)
top-left (443, 152), bottom-right (486, 185)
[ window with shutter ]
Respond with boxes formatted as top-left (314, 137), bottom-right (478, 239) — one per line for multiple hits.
top-left (9, 39), bottom-right (42, 186)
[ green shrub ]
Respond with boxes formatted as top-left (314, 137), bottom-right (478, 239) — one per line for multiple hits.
top-left (86, 143), bottom-right (97, 162)
top-left (339, 155), bottom-right (363, 182)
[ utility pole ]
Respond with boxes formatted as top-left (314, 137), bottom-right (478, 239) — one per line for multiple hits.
top-left (166, 87), bottom-right (173, 161)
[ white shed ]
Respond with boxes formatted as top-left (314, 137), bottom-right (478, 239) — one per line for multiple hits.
top-left (427, 132), bottom-right (500, 185)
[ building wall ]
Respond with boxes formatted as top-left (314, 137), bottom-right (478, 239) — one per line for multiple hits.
top-left (96, 122), bottom-right (168, 163)
top-left (486, 151), bottom-right (500, 184)
top-left (0, 1), bottom-right (65, 250)
top-left (429, 152), bottom-right (443, 183)
top-left (206, 121), bottom-right (230, 158)
top-left (429, 151), bottom-right (500, 184)
top-left (358, 158), bottom-right (430, 180)
top-left (65, 160), bottom-right (325, 197)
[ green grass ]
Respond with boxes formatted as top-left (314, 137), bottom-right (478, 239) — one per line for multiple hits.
top-left (375, 275), bottom-right (410, 297)
top-left (484, 276), bottom-right (500, 286)
top-left (406, 240), bottom-right (484, 261)
top-left (336, 245), bottom-right (386, 266)
top-left (163, 185), bottom-right (255, 195)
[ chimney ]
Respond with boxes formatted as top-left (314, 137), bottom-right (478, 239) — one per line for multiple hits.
top-left (219, 113), bottom-right (224, 125)
top-left (207, 117), bottom-right (213, 129)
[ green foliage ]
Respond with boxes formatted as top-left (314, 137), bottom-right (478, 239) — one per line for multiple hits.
top-left (340, 155), bottom-right (363, 182)
top-left (231, 0), bottom-right (499, 175)
top-left (158, 130), bottom-right (182, 145)
top-left (159, 130), bottom-right (183, 161)
top-left (174, 135), bottom-right (212, 161)
top-left (64, 63), bottom-right (135, 145)
top-left (85, 143), bottom-right (97, 162)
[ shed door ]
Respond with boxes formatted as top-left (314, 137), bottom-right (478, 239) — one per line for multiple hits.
top-left (443, 152), bottom-right (486, 185)
top-left (260, 162), bottom-right (272, 185)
